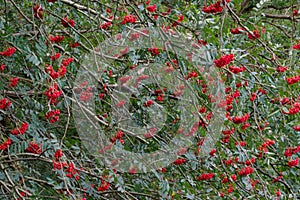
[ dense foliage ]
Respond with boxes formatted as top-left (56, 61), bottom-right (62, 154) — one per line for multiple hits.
top-left (0, 0), bottom-right (299, 199)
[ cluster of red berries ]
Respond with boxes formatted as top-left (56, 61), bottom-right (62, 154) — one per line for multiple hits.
top-left (0, 138), bottom-right (11, 150)
top-left (99, 21), bottom-right (112, 30)
top-left (97, 180), bottom-right (110, 191)
top-left (9, 77), bottom-right (19, 87)
top-left (0, 64), bottom-right (5, 71)
top-left (202, 1), bottom-right (230, 14)
top-left (288, 158), bottom-right (299, 167)
top-left (52, 150), bottom-right (80, 180)
top-left (230, 27), bottom-right (245, 34)
top-left (26, 142), bottom-right (42, 154)
top-left (45, 109), bottom-right (60, 123)
top-left (119, 76), bottom-right (131, 84)
top-left (44, 83), bottom-right (62, 104)
top-left (228, 65), bottom-right (246, 74)
top-left (286, 75), bottom-right (300, 85)
top-left (61, 17), bottom-right (75, 27)
top-left (45, 64), bottom-right (66, 79)
top-left (11, 122), bottom-right (29, 135)
top-left (148, 47), bottom-right (160, 56)
top-left (258, 139), bottom-right (275, 157)
top-left (231, 27), bottom-right (263, 40)
top-left (276, 66), bottom-right (288, 72)
top-left (284, 146), bottom-right (300, 157)
top-left (197, 173), bottom-right (214, 181)
top-left (143, 100), bottom-right (154, 107)
top-left (172, 15), bottom-right (184, 27)
top-left (48, 35), bottom-right (65, 44)
top-left (187, 71), bottom-right (198, 79)
top-left (238, 166), bottom-right (254, 176)
top-left (0, 47), bottom-right (16, 57)
top-left (0, 98), bottom-right (11, 110)
top-left (110, 130), bottom-right (125, 144)
top-left (248, 30), bottom-right (260, 40)
top-left (146, 5), bottom-right (156, 13)
top-left (79, 88), bottom-right (93, 102)
top-left (232, 113), bottom-right (250, 124)
top-left (214, 54), bottom-right (234, 68)
top-left (50, 53), bottom-right (60, 60)
top-left (173, 158), bottom-right (186, 165)
top-left (283, 102), bottom-right (300, 115)
top-left (292, 43), bottom-right (300, 50)
top-left (121, 15), bottom-right (136, 24)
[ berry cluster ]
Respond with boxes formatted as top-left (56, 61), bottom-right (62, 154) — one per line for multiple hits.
top-left (0, 47), bottom-right (16, 57)
top-left (45, 109), bottom-right (60, 123)
top-left (0, 98), bottom-right (11, 110)
top-left (26, 142), bottom-right (42, 154)
top-left (44, 83), bottom-right (62, 104)
top-left (11, 122), bottom-right (29, 135)
top-left (214, 54), bottom-right (234, 68)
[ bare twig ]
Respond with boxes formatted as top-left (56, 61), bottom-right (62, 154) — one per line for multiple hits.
top-left (60, 0), bottom-right (112, 22)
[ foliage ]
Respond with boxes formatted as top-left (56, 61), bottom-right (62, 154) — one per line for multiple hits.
top-left (0, 0), bottom-right (299, 199)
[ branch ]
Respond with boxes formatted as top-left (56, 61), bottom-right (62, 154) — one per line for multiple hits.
top-left (226, 4), bottom-right (281, 66)
top-left (262, 13), bottom-right (299, 21)
top-left (262, 20), bottom-right (292, 38)
top-left (60, 0), bottom-right (112, 22)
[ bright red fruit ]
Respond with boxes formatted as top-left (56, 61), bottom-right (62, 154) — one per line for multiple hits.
top-left (202, 2), bottom-right (224, 14)
top-left (229, 65), bottom-right (246, 74)
top-left (44, 83), bottom-right (62, 104)
top-left (0, 138), bottom-right (11, 150)
top-left (173, 158), bottom-right (186, 165)
top-left (0, 47), bottom-right (16, 57)
top-left (214, 54), bottom-right (234, 68)
top-left (230, 27), bottom-right (245, 34)
top-left (148, 47), bottom-right (160, 56)
top-left (11, 122), bottom-right (29, 135)
top-left (50, 53), bottom-right (60, 60)
top-left (0, 98), bottom-right (11, 110)
top-left (276, 66), bottom-right (288, 72)
top-left (0, 64), bottom-right (5, 71)
top-left (286, 75), bottom-right (300, 85)
top-left (232, 113), bottom-right (250, 124)
top-left (238, 166), bottom-right (254, 176)
top-left (61, 17), bottom-right (75, 27)
top-left (292, 43), bottom-right (300, 50)
top-left (26, 142), bottom-right (42, 154)
top-left (99, 21), bottom-right (111, 30)
top-left (46, 109), bottom-right (60, 123)
top-left (146, 5), bottom-right (156, 12)
top-left (288, 158), bottom-right (299, 167)
top-left (143, 100), bottom-right (154, 107)
top-left (48, 35), bottom-right (65, 44)
top-left (9, 77), bottom-right (19, 87)
top-left (248, 30), bottom-right (260, 40)
top-left (121, 15), bottom-right (136, 24)
top-left (284, 146), bottom-right (300, 157)
top-left (250, 93), bottom-right (257, 101)
top-left (197, 173), bottom-right (214, 181)
top-left (293, 125), bottom-right (300, 131)
top-left (54, 149), bottom-right (63, 159)
top-left (97, 180), bottom-right (110, 191)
